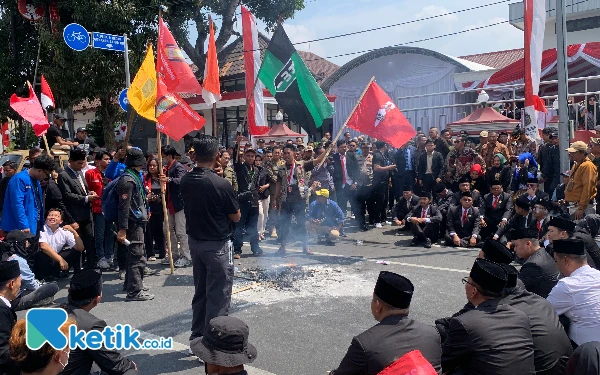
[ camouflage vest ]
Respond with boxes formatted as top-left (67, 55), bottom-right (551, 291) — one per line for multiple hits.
top-left (278, 161), bottom-right (309, 202)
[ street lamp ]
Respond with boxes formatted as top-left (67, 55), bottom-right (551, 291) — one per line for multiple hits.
top-left (477, 90), bottom-right (489, 106)
top-left (553, 98), bottom-right (559, 110)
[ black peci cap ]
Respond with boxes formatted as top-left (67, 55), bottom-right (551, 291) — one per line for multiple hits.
top-left (515, 196), bottom-right (531, 210)
top-left (508, 228), bottom-right (539, 241)
top-left (548, 216), bottom-right (576, 232)
top-left (501, 264), bottom-right (519, 289)
top-left (0, 260), bottom-right (20, 283)
top-left (69, 268), bottom-right (103, 300)
top-left (552, 238), bottom-right (585, 256)
top-left (374, 271), bottom-right (414, 309)
top-left (482, 239), bottom-right (514, 264)
top-left (469, 258), bottom-right (507, 294)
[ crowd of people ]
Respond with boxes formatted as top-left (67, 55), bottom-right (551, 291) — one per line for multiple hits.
top-left (0, 117), bottom-right (600, 374)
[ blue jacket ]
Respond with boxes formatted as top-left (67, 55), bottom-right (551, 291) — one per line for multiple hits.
top-left (105, 160), bottom-right (127, 180)
top-left (308, 199), bottom-right (344, 227)
top-left (1, 170), bottom-right (43, 235)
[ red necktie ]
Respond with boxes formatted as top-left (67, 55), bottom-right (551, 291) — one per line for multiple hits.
top-left (421, 209), bottom-right (426, 219)
top-left (341, 155), bottom-right (347, 185)
top-left (462, 209), bottom-right (468, 226)
top-left (537, 221), bottom-right (542, 231)
top-left (492, 196), bottom-right (498, 209)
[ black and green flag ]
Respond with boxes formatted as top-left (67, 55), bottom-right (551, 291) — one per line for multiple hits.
top-left (258, 26), bottom-right (334, 136)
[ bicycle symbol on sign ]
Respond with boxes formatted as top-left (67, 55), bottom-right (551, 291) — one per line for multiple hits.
top-left (67, 31), bottom-right (86, 43)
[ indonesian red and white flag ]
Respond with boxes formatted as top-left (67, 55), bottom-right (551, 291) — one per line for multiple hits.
top-left (40, 75), bottom-right (55, 111)
top-left (523, 0), bottom-right (547, 140)
top-left (157, 17), bottom-right (203, 95)
top-left (202, 17), bottom-right (221, 106)
top-left (345, 81), bottom-right (416, 148)
top-left (9, 84), bottom-right (50, 137)
top-left (156, 77), bottom-right (206, 141)
top-left (242, 5), bottom-right (269, 135)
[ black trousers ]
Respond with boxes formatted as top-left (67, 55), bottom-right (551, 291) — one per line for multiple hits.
top-left (233, 201), bottom-right (260, 254)
top-left (444, 234), bottom-right (481, 247)
top-left (420, 174), bottom-right (435, 194)
top-left (124, 224), bottom-right (146, 297)
top-left (479, 218), bottom-right (501, 241)
top-left (336, 184), bottom-right (356, 215)
top-left (145, 212), bottom-right (166, 258)
top-left (278, 200), bottom-right (307, 249)
top-left (189, 238), bottom-right (233, 340)
top-left (371, 183), bottom-right (388, 224)
top-left (395, 171), bottom-right (416, 199)
top-left (356, 185), bottom-right (373, 226)
top-left (409, 222), bottom-right (439, 243)
top-left (33, 248), bottom-right (82, 281)
top-left (78, 219), bottom-right (96, 268)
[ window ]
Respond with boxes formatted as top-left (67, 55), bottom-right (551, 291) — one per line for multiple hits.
top-left (220, 78), bottom-right (245, 93)
top-left (564, 15), bottom-right (600, 33)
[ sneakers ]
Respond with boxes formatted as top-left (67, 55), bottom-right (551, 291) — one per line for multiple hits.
top-left (374, 223), bottom-right (383, 228)
top-left (97, 258), bottom-right (110, 270)
top-left (270, 228), bottom-right (278, 238)
top-left (143, 268), bottom-right (156, 276)
top-left (161, 257), bottom-right (172, 265)
top-left (174, 258), bottom-right (191, 268)
top-left (126, 291), bottom-right (155, 301)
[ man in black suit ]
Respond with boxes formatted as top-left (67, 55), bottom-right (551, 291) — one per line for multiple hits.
top-left (58, 149), bottom-right (100, 268)
top-left (500, 264), bottom-right (573, 375)
top-left (393, 143), bottom-right (417, 200)
top-left (391, 187), bottom-right (419, 229)
top-left (529, 197), bottom-right (553, 240)
top-left (433, 183), bottom-right (453, 239)
top-left (442, 258), bottom-right (536, 375)
top-left (549, 216), bottom-right (600, 269)
top-left (494, 195), bottom-right (533, 243)
top-left (417, 140), bottom-right (444, 195)
top-left (445, 191), bottom-right (482, 247)
top-left (450, 176), bottom-right (484, 208)
top-left (332, 140), bottom-right (359, 219)
top-left (520, 177), bottom-right (550, 206)
top-left (407, 192), bottom-right (442, 248)
top-left (510, 228), bottom-right (560, 298)
top-left (0, 260), bottom-right (20, 375)
top-left (480, 180), bottom-right (514, 240)
top-left (63, 269), bottom-right (139, 375)
top-left (331, 271), bottom-right (442, 374)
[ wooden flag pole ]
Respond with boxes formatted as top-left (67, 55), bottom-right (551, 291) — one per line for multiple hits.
top-left (317, 76), bottom-right (374, 169)
top-left (157, 5), bottom-right (175, 274)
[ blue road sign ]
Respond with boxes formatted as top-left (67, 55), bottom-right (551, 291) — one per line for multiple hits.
top-left (63, 23), bottom-right (90, 51)
top-left (119, 89), bottom-right (129, 112)
top-left (92, 32), bottom-right (125, 52)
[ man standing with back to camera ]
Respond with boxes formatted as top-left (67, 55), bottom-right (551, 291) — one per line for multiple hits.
top-left (181, 135), bottom-right (241, 344)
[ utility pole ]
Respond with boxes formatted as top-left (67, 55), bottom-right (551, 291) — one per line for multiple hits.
top-left (556, 0), bottom-right (570, 172)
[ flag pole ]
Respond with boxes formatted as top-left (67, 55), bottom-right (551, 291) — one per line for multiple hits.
top-left (157, 5), bottom-right (175, 275)
top-left (317, 76), bottom-right (374, 169)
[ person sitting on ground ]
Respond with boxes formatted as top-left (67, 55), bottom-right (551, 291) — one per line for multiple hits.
top-left (4, 230), bottom-right (59, 311)
top-left (331, 271), bottom-right (442, 374)
top-left (494, 195), bottom-right (533, 244)
top-left (445, 191), bottom-right (482, 248)
top-left (510, 228), bottom-right (560, 298)
top-left (307, 189), bottom-right (344, 244)
top-left (406, 192), bottom-right (442, 248)
top-left (465, 163), bottom-right (488, 195)
top-left (8, 316), bottom-right (76, 375)
top-left (573, 215), bottom-right (600, 269)
top-left (0, 260), bottom-right (20, 375)
top-left (479, 180), bottom-right (513, 241)
top-left (191, 316), bottom-right (257, 375)
top-left (433, 183), bottom-right (453, 240)
top-left (546, 216), bottom-right (600, 269)
top-left (449, 176), bottom-right (484, 209)
top-left (547, 238), bottom-right (600, 347)
top-left (529, 197), bottom-right (552, 240)
top-left (520, 176), bottom-right (549, 206)
top-left (391, 187), bottom-right (419, 230)
top-left (566, 341), bottom-right (600, 375)
top-left (485, 154), bottom-right (512, 193)
top-left (33, 209), bottom-right (84, 281)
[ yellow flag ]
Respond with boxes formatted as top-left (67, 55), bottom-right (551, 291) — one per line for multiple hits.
top-left (127, 45), bottom-right (157, 122)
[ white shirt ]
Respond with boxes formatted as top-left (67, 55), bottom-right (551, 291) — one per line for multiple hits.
top-left (547, 265), bottom-right (600, 345)
top-left (426, 153), bottom-right (433, 174)
top-left (339, 154), bottom-right (353, 186)
top-left (0, 295), bottom-right (10, 308)
top-left (40, 224), bottom-right (76, 253)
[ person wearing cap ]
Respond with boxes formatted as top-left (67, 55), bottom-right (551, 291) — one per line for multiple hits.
top-left (302, 146), bottom-right (314, 162)
top-left (445, 136), bottom-right (486, 184)
top-left (256, 138), bottom-right (265, 154)
top-left (180, 156), bottom-right (194, 172)
top-left (479, 180), bottom-right (513, 240)
top-left (416, 140), bottom-right (444, 195)
top-left (498, 263), bottom-right (573, 374)
top-left (391, 186), bottom-right (420, 230)
top-left (190, 316), bottom-right (257, 375)
top-left (331, 271), bottom-right (441, 374)
top-left (442, 259), bottom-right (535, 374)
top-left (449, 176), bottom-right (484, 209)
top-left (406, 192), bottom-right (441, 248)
top-left (547, 238), bottom-right (600, 346)
top-left (158, 145), bottom-right (191, 268)
top-left (510, 228), bottom-right (559, 298)
top-left (529, 197), bottom-right (553, 240)
top-left (433, 183), bottom-right (453, 240)
top-left (520, 175), bottom-right (550, 206)
top-left (62, 269), bottom-right (139, 375)
top-left (232, 137), bottom-right (263, 258)
top-left (551, 170), bottom-right (571, 215)
top-left (116, 148), bottom-right (153, 302)
top-left (42, 113), bottom-right (78, 151)
top-left (565, 140), bottom-right (598, 219)
top-left (72, 127), bottom-right (99, 153)
top-left (498, 131), bottom-right (510, 146)
top-left (307, 189), bottom-right (344, 244)
top-left (493, 195), bottom-right (534, 243)
top-left (0, 260), bottom-right (21, 375)
top-left (332, 140), bottom-right (359, 225)
top-left (547, 216), bottom-right (600, 270)
top-left (58, 149), bottom-right (99, 268)
top-left (475, 130), bottom-right (488, 153)
top-left (445, 191), bottom-right (482, 247)
top-left (480, 131), bottom-right (511, 171)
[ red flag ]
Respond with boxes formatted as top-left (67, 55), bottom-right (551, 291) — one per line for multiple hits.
top-left (345, 81), bottom-right (416, 148)
top-left (1, 121), bottom-right (9, 148)
top-left (40, 75), bottom-right (55, 111)
top-left (201, 17), bottom-right (221, 105)
top-left (156, 78), bottom-right (206, 141)
top-left (9, 84), bottom-right (50, 137)
top-left (157, 18), bottom-right (203, 95)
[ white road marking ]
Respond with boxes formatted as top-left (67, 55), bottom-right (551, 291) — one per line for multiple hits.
top-left (259, 245), bottom-right (469, 273)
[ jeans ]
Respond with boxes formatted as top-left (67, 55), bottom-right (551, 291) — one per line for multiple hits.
top-left (233, 201), bottom-right (260, 254)
top-left (145, 212), bottom-right (166, 258)
top-left (94, 213), bottom-right (114, 260)
top-left (125, 224), bottom-right (146, 297)
top-left (257, 197), bottom-right (270, 235)
top-left (165, 210), bottom-right (190, 261)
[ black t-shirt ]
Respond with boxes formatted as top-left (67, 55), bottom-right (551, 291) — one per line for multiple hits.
top-left (181, 167), bottom-right (239, 241)
top-left (372, 151), bottom-right (388, 185)
top-left (42, 126), bottom-right (61, 149)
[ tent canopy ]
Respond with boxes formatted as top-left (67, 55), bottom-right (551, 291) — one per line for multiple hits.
top-left (447, 107), bottom-right (519, 135)
top-left (262, 123), bottom-right (304, 138)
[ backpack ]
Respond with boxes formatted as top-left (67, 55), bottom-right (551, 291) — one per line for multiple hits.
top-left (102, 174), bottom-right (125, 223)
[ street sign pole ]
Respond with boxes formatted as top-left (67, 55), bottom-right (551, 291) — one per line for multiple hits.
top-left (556, 0), bottom-right (570, 172)
top-left (124, 33), bottom-right (131, 88)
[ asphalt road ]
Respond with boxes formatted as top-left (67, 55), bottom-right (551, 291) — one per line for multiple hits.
top-left (19, 222), bottom-right (479, 375)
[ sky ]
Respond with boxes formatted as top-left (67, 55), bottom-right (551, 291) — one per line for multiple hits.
top-left (186, 0), bottom-right (525, 66)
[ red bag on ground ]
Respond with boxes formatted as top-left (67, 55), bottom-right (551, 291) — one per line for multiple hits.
top-left (377, 350), bottom-right (438, 375)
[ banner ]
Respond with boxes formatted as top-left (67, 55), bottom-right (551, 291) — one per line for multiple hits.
top-left (9, 84), bottom-right (50, 137)
top-left (202, 17), bottom-right (221, 106)
top-left (128, 45), bottom-right (157, 122)
top-left (156, 78), bottom-right (206, 141)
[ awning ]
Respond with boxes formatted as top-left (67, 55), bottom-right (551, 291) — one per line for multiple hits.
top-left (447, 107), bottom-right (519, 135)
